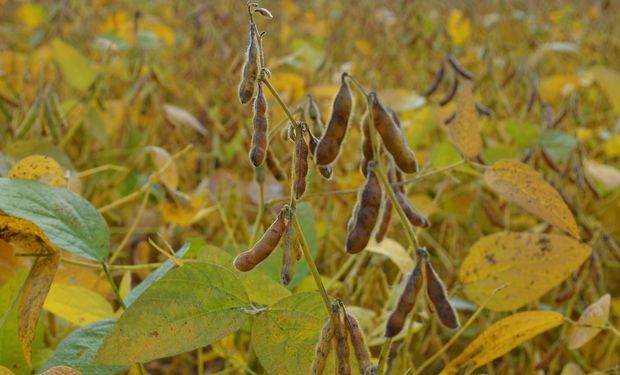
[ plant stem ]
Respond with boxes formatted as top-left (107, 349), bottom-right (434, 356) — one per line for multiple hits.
top-left (109, 188), bottom-right (150, 263)
top-left (377, 337), bottom-right (393, 375)
top-left (62, 257), bottom-right (163, 271)
top-left (102, 262), bottom-right (127, 310)
top-left (293, 215), bottom-right (331, 312)
top-left (249, 166), bottom-right (266, 246)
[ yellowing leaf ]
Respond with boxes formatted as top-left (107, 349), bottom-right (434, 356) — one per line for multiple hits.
top-left (0, 215), bottom-right (59, 363)
top-left (459, 232), bottom-right (591, 311)
top-left (145, 146), bottom-right (178, 190)
top-left (603, 134), bottom-right (620, 158)
top-left (44, 284), bottom-right (115, 326)
top-left (484, 160), bottom-right (580, 238)
top-left (584, 160), bottom-right (620, 190)
top-left (159, 195), bottom-right (215, 227)
top-left (447, 9), bottom-right (471, 45)
top-left (539, 74), bottom-right (580, 103)
top-left (568, 294), bottom-right (610, 350)
top-left (561, 363), bottom-right (585, 375)
top-left (8, 155), bottom-right (66, 187)
top-left (119, 271), bottom-right (132, 302)
top-left (269, 71), bottom-right (306, 103)
top-left (589, 66), bottom-right (620, 114)
top-left (16, 4), bottom-right (45, 31)
top-left (162, 104), bottom-right (207, 136)
top-left (0, 366), bottom-right (15, 375)
top-left (441, 311), bottom-right (563, 374)
top-left (449, 81), bottom-right (482, 158)
top-left (51, 39), bottom-right (97, 92)
top-left (366, 238), bottom-right (414, 274)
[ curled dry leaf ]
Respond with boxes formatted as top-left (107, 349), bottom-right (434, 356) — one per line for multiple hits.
top-left (448, 80), bottom-right (482, 158)
top-left (162, 104), bottom-right (207, 136)
top-left (440, 311), bottom-right (563, 375)
top-left (568, 294), bottom-right (611, 350)
top-left (459, 232), bottom-right (591, 311)
top-left (145, 146), bottom-right (178, 190)
top-left (484, 159), bottom-right (580, 238)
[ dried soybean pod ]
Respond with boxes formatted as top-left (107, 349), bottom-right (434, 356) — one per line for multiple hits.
top-left (385, 257), bottom-right (423, 337)
top-left (423, 61), bottom-right (446, 97)
top-left (447, 54), bottom-right (475, 80)
top-left (370, 92), bottom-right (418, 174)
top-left (307, 95), bottom-right (324, 134)
top-left (344, 312), bottom-right (372, 373)
top-left (294, 125), bottom-right (309, 199)
top-left (334, 307), bottom-right (351, 375)
top-left (305, 123), bottom-right (333, 180)
top-left (249, 83), bottom-right (268, 167)
top-left (280, 209), bottom-right (300, 284)
top-left (475, 102), bottom-right (493, 117)
top-left (394, 189), bottom-right (430, 228)
top-left (438, 76), bottom-right (458, 106)
top-left (234, 209), bottom-right (286, 271)
top-left (364, 365), bottom-right (378, 375)
top-left (238, 25), bottom-right (259, 104)
top-left (423, 253), bottom-right (460, 329)
top-left (315, 73), bottom-right (353, 165)
top-left (346, 165), bottom-right (382, 254)
top-left (374, 196), bottom-right (392, 243)
top-left (311, 307), bottom-right (336, 375)
top-left (265, 149), bottom-right (286, 182)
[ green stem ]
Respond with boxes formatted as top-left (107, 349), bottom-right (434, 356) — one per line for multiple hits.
top-left (102, 262), bottom-right (127, 310)
top-left (377, 337), bottom-right (393, 375)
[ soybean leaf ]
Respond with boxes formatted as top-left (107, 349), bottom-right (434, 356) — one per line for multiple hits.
top-left (484, 160), bottom-right (580, 238)
top-left (448, 81), bottom-right (482, 158)
top-left (539, 131), bottom-right (578, 162)
top-left (43, 284), bottom-right (115, 326)
top-left (441, 311), bottom-right (563, 374)
top-left (41, 320), bottom-right (128, 375)
top-left (366, 238), bottom-right (415, 273)
top-left (0, 178), bottom-right (110, 261)
top-left (96, 262), bottom-right (250, 365)
top-left (51, 38), bottom-right (97, 92)
top-left (568, 294), bottom-right (611, 350)
top-left (251, 292), bottom-right (331, 375)
top-left (459, 232), bottom-right (591, 311)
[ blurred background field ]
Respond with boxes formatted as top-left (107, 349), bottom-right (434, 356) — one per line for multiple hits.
top-left (1, 0), bottom-right (620, 374)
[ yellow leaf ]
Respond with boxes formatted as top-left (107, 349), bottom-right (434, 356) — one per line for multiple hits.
top-left (441, 311), bottom-right (563, 374)
top-left (16, 4), bottom-right (45, 31)
top-left (584, 160), bottom-right (620, 190)
top-left (561, 363), bottom-right (585, 375)
top-left (448, 81), bottom-right (482, 158)
top-left (268, 71), bottom-right (306, 103)
top-left (589, 66), bottom-right (620, 114)
top-left (484, 160), bottom-right (580, 238)
top-left (447, 9), bottom-right (471, 46)
top-left (539, 74), bottom-right (580, 103)
top-left (568, 294), bottom-right (610, 350)
top-left (0, 365), bottom-right (15, 375)
top-left (51, 38), bottom-right (97, 92)
top-left (43, 283), bottom-right (115, 326)
top-left (366, 238), bottom-right (414, 274)
top-left (459, 232), bottom-right (591, 311)
top-left (119, 270), bottom-right (132, 302)
top-left (8, 155), bottom-right (66, 187)
top-left (39, 366), bottom-right (82, 375)
top-left (603, 134), bottom-right (620, 158)
top-left (145, 146), bottom-right (178, 190)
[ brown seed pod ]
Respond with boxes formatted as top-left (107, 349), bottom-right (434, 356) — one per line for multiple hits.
top-left (370, 93), bottom-right (418, 174)
top-left (280, 210), bottom-right (300, 285)
top-left (346, 166), bottom-right (382, 254)
top-left (394, 189), bottom-right (430, 228)
top-left (374, 196), bottom-right (392, 243)
top-left (305, 123), bottom-right (333, 180)
top-left (254, 7), bottom-right (273, 19)
top-left (344, 312), bottom-right (372, 373)
top-left (249, 83), bottom-right (268, 167)
top-left (423, 61), bottom-right (446, 97)
top-left (315, 73), bottom-right (353, 165)
top-left (238, 26), bottom-right (259, 104)
top-left (311, 309), bottom-right (336, 375)
top-left (475, 102), bottom-right (493, 117)
top-left (234, 209), bottom-right (286, 272)
top-left (364, 365), bottom-right (378, 375)
top-left (294, 124), bottom-right (309, 199)
top-left (385, 256), bottom-right (423, 337)
top-left (443, 111), bottom-right (457, 125)
top-left (447, 54), bottom-right (475, 80)
top-left (438, 76), bottom-right (458, 106)
top-left (334, 306), bottom-right (351, 375)
top-left (265, 149), bottom-right (286, 182)
top-left (307, 95), bottom-right (324, 134)
top-left (423, 252), bottom-right (460, 329)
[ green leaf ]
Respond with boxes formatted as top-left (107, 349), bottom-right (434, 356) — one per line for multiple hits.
top-left (96, 263), bottom-right (250, 365)
top-left (505, 121), bottom-right (540, 148)
top-left (195, 242), bottom-right (291, 305)
top-left (251, 292), bottom-right (331, 375)
top-left (0, 178), bottom-right (109, 261)
top-left (124, 242), bottom-right (192, 307)
top-left (41, 320), bottom-right (127, 375)
top-left (51, 38), bottom-right (97, 92)
top-left (430, 142), bottom-right (462, 168)
top-left (539, 131), bottom-right (578, 162)
top-left (482, 144), bottom-right (519, 164)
